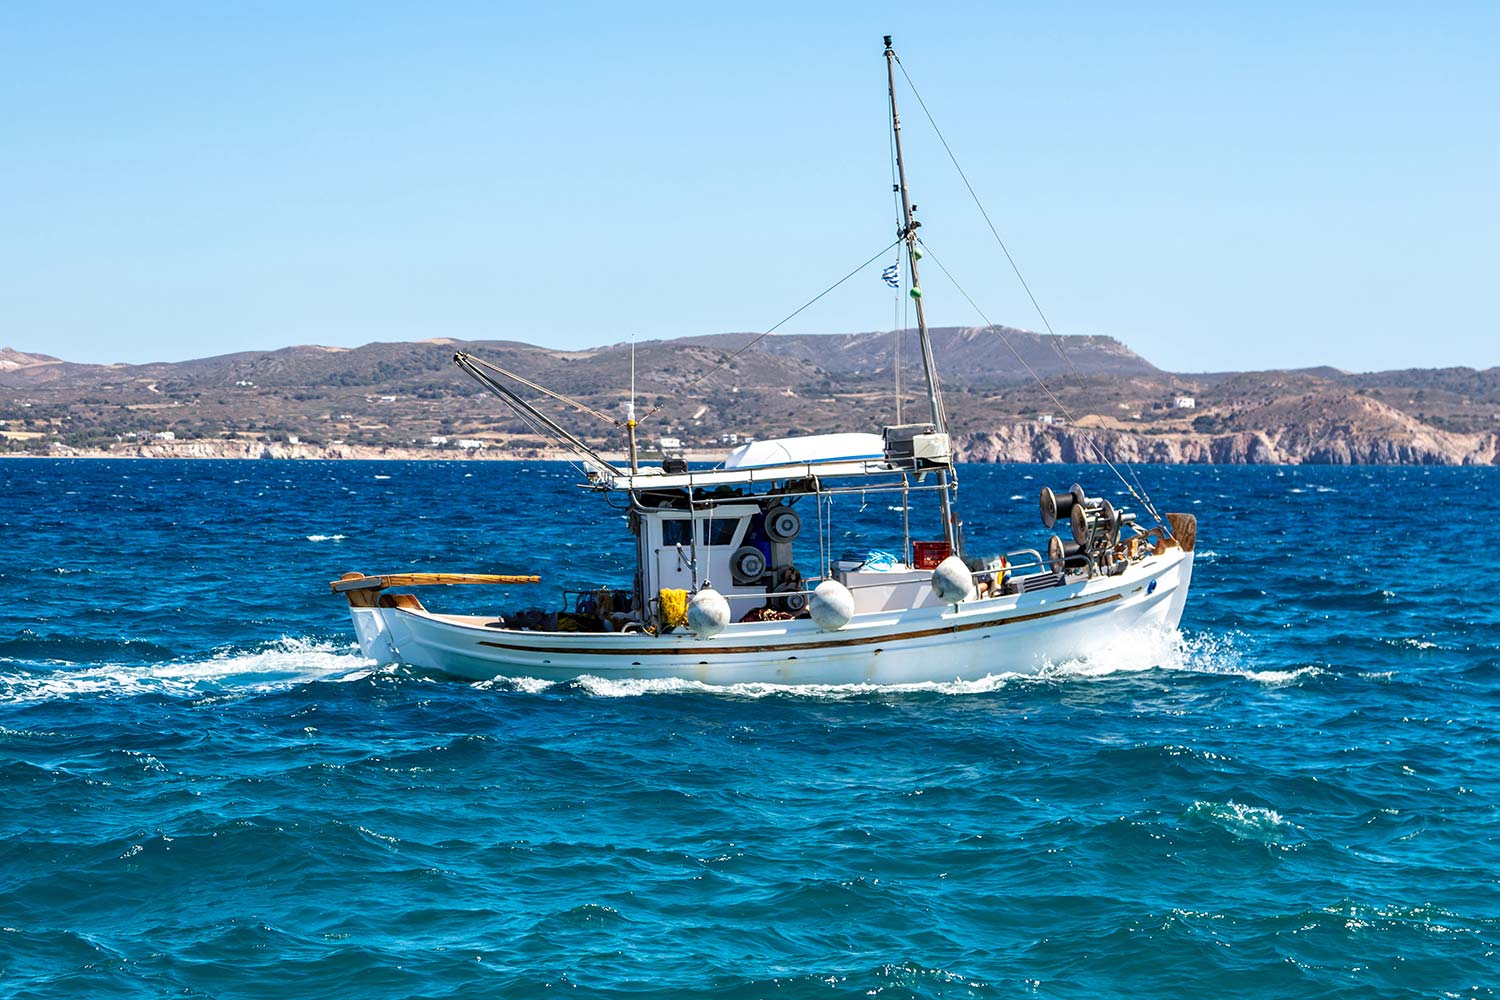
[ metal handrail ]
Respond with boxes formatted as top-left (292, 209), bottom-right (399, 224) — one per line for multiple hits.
top-left (702, 550), bottom-right (1053, 606)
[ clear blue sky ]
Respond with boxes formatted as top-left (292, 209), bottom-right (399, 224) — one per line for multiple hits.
top-left (2, 1), bottom-right (1495, 372)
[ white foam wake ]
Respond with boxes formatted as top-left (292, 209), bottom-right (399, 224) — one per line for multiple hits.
top-left (0, 637), bottom-right (374, 705)
top-left (1041, 626), bottom-right (1321, 687)
top-left (476, 672), bottom-right (1021, 700)
top-left (471, 628), bottom-right (1314, 699)
top-left (3, 629), bottom-right (1306, 705)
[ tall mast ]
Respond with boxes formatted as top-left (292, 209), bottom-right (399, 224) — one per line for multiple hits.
top-left (885, 35), bottom-right (958, 552)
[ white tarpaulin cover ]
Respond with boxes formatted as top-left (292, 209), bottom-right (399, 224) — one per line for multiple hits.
top-left (721, 433), bottom-right (886, 470)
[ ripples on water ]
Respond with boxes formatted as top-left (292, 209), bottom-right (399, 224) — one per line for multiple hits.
top-left (2, 461), bottom-right (1498, 998)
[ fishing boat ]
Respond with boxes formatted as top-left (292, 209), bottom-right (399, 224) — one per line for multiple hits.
top-left (330, 37), bottom-right (1197, 685)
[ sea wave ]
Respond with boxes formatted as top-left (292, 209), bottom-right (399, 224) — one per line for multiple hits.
top-left (0, 637), bottom-right (372, 705)
top-left (1186, 799), bottom-right (1296, 844)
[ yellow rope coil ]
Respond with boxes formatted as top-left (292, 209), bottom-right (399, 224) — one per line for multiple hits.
top-left (658, 588), bottom-right (689, 629)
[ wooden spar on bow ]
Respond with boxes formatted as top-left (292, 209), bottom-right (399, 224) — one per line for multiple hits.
top-left (331, 572), bottom-right (541, 593)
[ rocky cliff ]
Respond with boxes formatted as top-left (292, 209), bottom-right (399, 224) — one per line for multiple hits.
top-left (958, 394), bottom-right (1500, 466)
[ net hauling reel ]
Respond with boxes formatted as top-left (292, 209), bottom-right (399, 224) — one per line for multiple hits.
top-left (1039, 483), bottom-right (1139, 575)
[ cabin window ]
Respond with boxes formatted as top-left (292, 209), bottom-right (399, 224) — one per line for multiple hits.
top-left (704, 517), bottom-right (740, 547)
top-left (660, 519), bottom-right (693, 546)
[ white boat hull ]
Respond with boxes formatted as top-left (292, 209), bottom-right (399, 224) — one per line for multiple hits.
top-left (346, 549), bottom-right (1194, 685)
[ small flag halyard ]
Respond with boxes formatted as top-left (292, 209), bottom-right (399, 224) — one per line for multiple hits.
top-left (881, 264), bottom-right (899, 288)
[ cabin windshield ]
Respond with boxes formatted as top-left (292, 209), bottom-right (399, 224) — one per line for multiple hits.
top-left (661, 519), bottom-right (692, 546)
top-left (704, 518), bottom-right (739, 546)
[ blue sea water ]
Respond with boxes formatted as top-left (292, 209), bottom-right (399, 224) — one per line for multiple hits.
top-left (2, 459), bottom-right (1498, 999)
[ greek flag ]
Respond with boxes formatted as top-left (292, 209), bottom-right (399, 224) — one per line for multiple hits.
top-left (881, 263), bottom-right (900, 288)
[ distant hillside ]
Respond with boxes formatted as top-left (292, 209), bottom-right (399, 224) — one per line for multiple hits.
top-left (0, 326), bottom-right (1155, 391)
top-left (3, 328), bottom-right (1498, 464)
top-left (670, 326), bottom-right (1159, 382)
top-left (0, 348), bottom-right (60, 373)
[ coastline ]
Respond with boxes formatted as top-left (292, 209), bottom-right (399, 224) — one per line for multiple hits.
top-left (0, 443), bottom-right (727, 463)
top-left (6, 421), bottom-right (1499, 466)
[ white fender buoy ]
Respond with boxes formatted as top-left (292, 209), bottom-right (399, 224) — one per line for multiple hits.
top-left (809, 579), bottom-right (855, 631)
top-left (930, 555), bottom-right (974, 604)
top-left (687, 587), bottom-right (731, 638)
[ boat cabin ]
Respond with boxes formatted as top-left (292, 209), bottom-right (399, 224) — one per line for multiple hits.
top-left (607, 427), bottom-right (963, 627)
top-left (635, 502), bottom-right (782, 602)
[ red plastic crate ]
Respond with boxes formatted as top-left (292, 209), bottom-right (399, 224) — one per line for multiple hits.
top-left (912, 540), bottom-right (951, 569)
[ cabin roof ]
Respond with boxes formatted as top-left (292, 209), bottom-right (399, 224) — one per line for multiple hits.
top-left (597, 456), bottom-right (902, 492)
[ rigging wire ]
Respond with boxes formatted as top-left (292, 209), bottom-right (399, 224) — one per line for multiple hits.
top-left (899, 295), bottom-right (907, 421)
top-left (454, 353), bottom-right (608, 479)
top-left (893, 268), bottom-right (903, 425)
top-left (917, 241), bottom-right (1165, 525)
top-left (463, 354), bottom-right (622, 427)
top-left (900, 256), bottom-right (910, 425)
top-left (480, 380), bottom-right (593, 481)
top-left (893, 55), bottom-right (1167, 528)
top-left (637, 238), bottom-right (904, 425)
